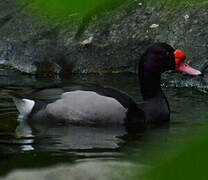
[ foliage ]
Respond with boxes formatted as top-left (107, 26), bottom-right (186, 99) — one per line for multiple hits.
top-left (16, 0), bottom-right (127, 38)
top-left (136, 127), bottom-right (208, 180)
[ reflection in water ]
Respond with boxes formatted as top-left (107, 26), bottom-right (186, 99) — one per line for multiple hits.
top-left (15, 115), bottom-right (34, 151)
top-left (15, 119), bottom-right (126, 151)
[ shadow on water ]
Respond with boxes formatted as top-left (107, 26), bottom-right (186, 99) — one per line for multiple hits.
top-left (1, 72), bottom-right (208, 176)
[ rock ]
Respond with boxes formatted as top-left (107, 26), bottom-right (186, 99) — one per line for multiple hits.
top-left (150, 24), bottom-right (159, 28)
top-left (0, 1), bottom-right (207, 75)
top-left (0, 161), bottom-right (145, 180)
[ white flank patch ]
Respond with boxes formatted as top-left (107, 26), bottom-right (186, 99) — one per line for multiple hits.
top-left (13, 97), bottom-right (35, 117)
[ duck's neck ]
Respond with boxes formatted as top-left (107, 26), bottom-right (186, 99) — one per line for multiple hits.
top-left (139, 70), bottom-right (163, 100)
top-left (139, 68), bottom-right (170, 123)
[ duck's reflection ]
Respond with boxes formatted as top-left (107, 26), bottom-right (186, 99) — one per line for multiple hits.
top-left (15, 117), bottom-right (127, 152)
top-left (14, 115), bottom-right (170, 159)
top-left (14, 115), bottom-right (34, 151)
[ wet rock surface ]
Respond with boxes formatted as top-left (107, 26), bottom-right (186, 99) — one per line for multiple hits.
top-left (0, 1), bottom-right (207, 77)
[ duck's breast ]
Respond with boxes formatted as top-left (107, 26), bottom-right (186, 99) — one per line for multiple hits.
top-left (45, 90), bottom-right (127, 125)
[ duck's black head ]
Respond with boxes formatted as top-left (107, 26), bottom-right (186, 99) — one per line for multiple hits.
top-left (139, 43), bottom-right (175, 75)
top-left (139, 42), bottom-right (201, 76)
top-left (139, 42), bottom-right (201, 101)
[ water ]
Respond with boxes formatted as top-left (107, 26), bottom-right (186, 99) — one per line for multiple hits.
top-left (1, 72), bottom-right (208, 177)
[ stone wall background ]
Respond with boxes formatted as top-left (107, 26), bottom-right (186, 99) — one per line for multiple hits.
top-left (0, 0), bottom-right (207, 75)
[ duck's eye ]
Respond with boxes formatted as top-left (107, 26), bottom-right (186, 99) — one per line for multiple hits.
top-left (166, 52), bottom-right (170, 58)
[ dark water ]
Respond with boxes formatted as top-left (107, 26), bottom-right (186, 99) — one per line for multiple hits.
top-left (1, 72), bottom-right (208, 176)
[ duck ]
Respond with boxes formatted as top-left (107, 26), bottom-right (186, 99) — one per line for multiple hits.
top-left (7, 43), bottom-right (201, 128)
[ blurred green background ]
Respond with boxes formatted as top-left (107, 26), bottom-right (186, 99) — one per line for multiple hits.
top-left (137, 127), bottom-right (208, 180)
